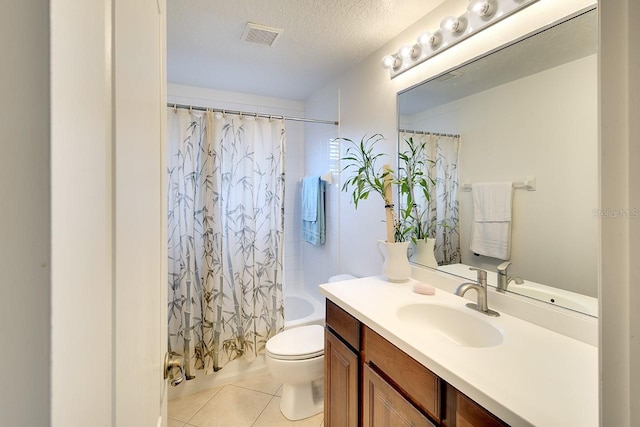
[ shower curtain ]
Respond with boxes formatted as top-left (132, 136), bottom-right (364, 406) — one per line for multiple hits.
top-left (167, 109), bottom-right (286, 375)
top-left (401, 131), bottom-right (461, 265)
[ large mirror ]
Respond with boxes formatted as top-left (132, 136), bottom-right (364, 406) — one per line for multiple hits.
top-left (397, 8), bottom-right (598, 317)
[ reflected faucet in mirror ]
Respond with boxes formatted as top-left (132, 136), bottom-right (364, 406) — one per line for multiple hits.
top-left (496, 261), bottom-right (524, 293)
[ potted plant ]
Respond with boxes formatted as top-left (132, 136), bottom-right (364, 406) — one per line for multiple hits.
top-left (340, 134), bottom-right (412, 282)
top-left (397, 136), bottom-right (438, 267)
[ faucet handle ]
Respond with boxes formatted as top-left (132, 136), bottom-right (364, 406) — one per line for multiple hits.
top-left (497, 261), bottom-right (511, 273)
top-left (469, 267), bottom-right (487, 282)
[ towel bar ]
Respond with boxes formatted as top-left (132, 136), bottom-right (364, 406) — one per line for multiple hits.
top-left (461, 176), bottom-right (536, 192)
top-left (299, 172), bottom-right (332, 185)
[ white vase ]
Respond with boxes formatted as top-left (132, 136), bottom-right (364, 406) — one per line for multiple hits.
top-left (413, 238), bottom-right (438, 269)
top-left (376, 240), bottom-right (412, 282)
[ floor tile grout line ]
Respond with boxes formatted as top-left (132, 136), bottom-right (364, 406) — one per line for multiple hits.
top-left (168, 374), bottom-right (283, 426)
top-left (232, 382), bottom-right (282, 397)
top-left (167, 416), bottom-right (187, 427)
top-left (250, 394), bottom-right (278, 427)
top-left (182, 383), bottom-right (227, 425)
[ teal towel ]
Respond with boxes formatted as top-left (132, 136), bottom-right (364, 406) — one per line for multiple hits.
top-left (302, 177), bottom-right (325, 245)
top-left (302, 176), bottom-right (319, 221)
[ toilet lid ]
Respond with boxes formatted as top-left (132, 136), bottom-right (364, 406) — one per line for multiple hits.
top-left (266, 325), bottom-right (324, 360)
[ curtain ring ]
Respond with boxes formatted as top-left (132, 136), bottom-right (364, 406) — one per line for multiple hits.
top-left (189, 105), bottom-right (193, 113)
top-left (173, 103), bottom-right (177, 112)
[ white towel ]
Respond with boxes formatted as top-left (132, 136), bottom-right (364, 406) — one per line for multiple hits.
top-left (470, 182), bottom-right (513, 260)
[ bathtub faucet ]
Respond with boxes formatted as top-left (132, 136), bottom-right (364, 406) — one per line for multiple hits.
top-left (496, 261), bottom-right (524, 293)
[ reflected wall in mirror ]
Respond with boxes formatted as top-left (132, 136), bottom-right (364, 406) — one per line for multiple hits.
top-left (397, 9), bottom-right (598, 317)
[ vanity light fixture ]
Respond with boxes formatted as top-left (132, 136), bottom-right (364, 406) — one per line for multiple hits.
top-left (382, 0), bottom-right (539, 78)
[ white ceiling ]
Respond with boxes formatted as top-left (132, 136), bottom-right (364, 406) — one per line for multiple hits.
top-left (167, 0), bottom-right (447, 101)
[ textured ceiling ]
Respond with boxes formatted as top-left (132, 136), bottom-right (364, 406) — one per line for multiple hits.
top-left (167, 0), bottom-right (447, 101)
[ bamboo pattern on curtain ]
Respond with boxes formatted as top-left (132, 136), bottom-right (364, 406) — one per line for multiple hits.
top-left (401, 132), bottom-right (461, 265)
top-left (168, 109), bottom-right (285, 375)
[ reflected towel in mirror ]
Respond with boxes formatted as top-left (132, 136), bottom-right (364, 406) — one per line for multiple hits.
top-left (469, 182), bottom-right (513, 260)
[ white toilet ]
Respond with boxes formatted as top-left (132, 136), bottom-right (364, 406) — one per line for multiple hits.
top-left (265, 274), bottom-right (356, 420)
top-left (265, 324), bottom-right (325, 420)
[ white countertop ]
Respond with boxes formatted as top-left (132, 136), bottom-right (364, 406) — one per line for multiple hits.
top-left (319, 276), bottom-right (598, 427)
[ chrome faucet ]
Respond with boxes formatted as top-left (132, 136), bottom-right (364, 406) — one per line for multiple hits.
top-left (496, 261), bottom-right (524, 293)
top-left (454, 267), bottom-right (500, 317)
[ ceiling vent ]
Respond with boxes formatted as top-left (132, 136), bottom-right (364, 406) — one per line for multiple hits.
top-left (241, 23), bottom-right (282, 47)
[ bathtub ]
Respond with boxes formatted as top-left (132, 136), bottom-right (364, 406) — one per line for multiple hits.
top-left (284, 292), bottom-right (325, 329)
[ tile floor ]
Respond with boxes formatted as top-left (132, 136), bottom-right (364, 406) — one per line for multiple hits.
top-left (168, 372), bottom-right (324, 427)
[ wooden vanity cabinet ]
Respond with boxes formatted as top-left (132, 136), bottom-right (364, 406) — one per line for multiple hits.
top-left (325, 300), bottom-right (360, 427)
top-left (324, 299), bottom-right (508, 427)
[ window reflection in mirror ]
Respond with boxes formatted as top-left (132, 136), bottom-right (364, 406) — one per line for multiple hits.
top-left (397, 8), bottom-right (598, 317)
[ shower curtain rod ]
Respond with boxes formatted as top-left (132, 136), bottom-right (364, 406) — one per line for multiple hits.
top-left (168, 103), bottom-right (339, 126)
top-left (399, 128), bottom-right (460, 138)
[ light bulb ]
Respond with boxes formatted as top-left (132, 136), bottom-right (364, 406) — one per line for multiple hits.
top-left (398, 45), bottom-right (414, 60)
top-left (417, 32), bottom-right (442, 49)
top-left (440, 16), bottom-right (467, 34)
top-left (381, 55), bottom-right (398, 70)
top-left (468, 0), bottom-right (498, 18)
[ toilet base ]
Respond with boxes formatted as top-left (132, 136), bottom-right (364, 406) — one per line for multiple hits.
top-left (280, 377), bottom-right (324, 420)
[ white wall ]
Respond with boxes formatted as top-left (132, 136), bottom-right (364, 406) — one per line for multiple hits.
top-left (302, 89), bottom-right (341, 300)
top-left (401, 55), bottom-right (598, 297)
top-left (0, 2), bottom-right (50, 426)
top-left (167, 84), bottom-right (306, 295)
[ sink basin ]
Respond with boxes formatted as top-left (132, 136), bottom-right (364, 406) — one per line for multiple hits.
top-left (396, 304), bottom-right (504, 347)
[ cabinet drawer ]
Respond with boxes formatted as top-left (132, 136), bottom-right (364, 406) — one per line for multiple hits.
top-left (446, 384), bottom-right (509, 427)
top-left (363, 326), bottom-right (441, 422)
top-left (326, 300), bottom-right (360, 350)
top-left (363, 363), bottom-right (436, 427)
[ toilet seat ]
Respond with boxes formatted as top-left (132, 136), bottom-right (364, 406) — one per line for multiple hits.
top-left (266, 324), bottom-right (324, 361)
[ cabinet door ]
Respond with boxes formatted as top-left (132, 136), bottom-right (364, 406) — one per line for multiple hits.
top-left (363, 364), bottom-right (436, 427)
top-left (325, 329), bottom-right (359, 427)
top-left (455, 392), bottom-right (508, 427)
top-left (445, 384), bottom-right (508, 427)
